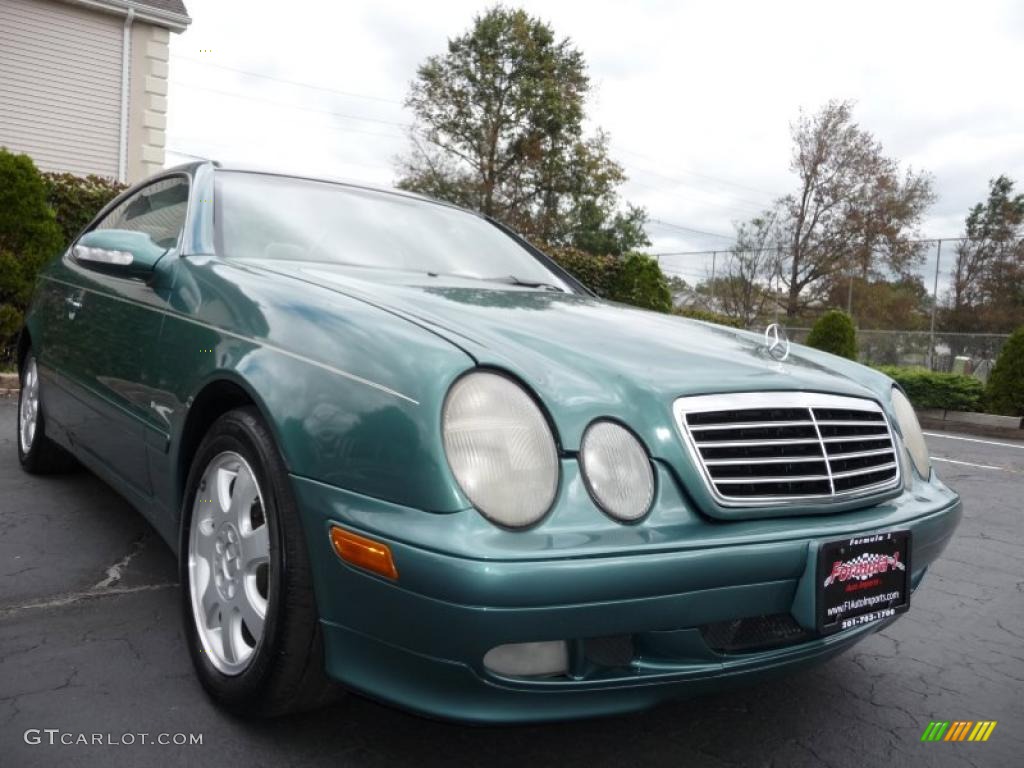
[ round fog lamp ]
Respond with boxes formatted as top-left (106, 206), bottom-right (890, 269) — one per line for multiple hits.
top-left (483, 641), bottom-right (568, 678)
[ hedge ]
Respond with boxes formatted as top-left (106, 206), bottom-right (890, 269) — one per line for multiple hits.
top-left (42, 171), bottom-right (126, 248)
top-left (0, 149), bottom-right (64, 364)
top-left (546, 245), bottom-right (623, 299)
top-left (548, 245), bottom-right (754, 321)
top-left (606, 252), bottom-right (672, 312)
top-left (806, 309), bottom-right (857, 360)
top-left (0, 149), bottom-right (125, 365)
top-left (547, 246), bottom-right (671, 312)
top-left (673, 306), bottom-right (743, 328)
top-left (985, 326), bottom-right (1024, 416)
top-left (876, 365), bottom-right (986, 412)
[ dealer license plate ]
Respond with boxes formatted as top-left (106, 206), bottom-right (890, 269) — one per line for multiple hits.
top-left (817, 530), bottom-right (910, 634)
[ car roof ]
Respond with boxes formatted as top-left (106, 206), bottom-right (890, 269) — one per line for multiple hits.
top-left (162, 160), bottom-right (446, 208)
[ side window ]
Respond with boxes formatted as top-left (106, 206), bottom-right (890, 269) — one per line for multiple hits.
top-left (94, 177), bottom-right (190, 250)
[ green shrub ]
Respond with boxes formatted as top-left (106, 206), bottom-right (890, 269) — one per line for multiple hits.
top-left (0, 305), bottom-right (21, 350)
top-left (545, 245), bottom-right (623, 299)
top-left (877, 365), bottom-right (986, 412)
top-left (806, 309), bottom-right (857, 360)
top-left (673, 306), bottom-right (743, 328)
top-left (547, 246), bottom-right (672, 313)
top-left (607, 252), bottom-right (672, 312)
top-left (0, 148), bottom-right (63, 364)
top-left (42, 171), bottom-right (126, 248)
top-left (985, 327), bottom-right (1024, 416)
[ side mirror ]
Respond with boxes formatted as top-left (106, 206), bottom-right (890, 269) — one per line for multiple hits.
top-left (73, 230), bottom-right (169, 278)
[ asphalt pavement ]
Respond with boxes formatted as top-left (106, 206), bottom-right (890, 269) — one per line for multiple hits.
top-left (0, 398), bottom-right (1021, 768)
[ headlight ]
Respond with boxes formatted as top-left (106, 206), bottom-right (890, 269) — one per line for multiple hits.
top-left (442, 371), bottom-right (559, 528)
top-left (580, 421), bottom-right (654, 522)
top-left (890, 388), bottom-right (929, 478)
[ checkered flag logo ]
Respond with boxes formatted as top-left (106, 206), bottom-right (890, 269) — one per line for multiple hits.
top-left (824, 551), bottom-right (905, 587)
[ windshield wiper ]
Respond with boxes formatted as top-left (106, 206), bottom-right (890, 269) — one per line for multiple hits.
top-left (425, 271), bottom-right (568, 292)
top-left (475, 275), bottom-right (567, 292)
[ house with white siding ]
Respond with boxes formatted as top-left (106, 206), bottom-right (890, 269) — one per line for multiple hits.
top-left (0, 0), bottom-right (191, 183)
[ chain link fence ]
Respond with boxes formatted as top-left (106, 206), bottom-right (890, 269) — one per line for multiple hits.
top-left (657, 237), bottom-right (1021, 378)
top-left (781, 328), bottom-right (1009, 381)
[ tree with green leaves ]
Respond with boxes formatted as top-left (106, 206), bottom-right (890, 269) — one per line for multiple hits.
top-left (743, 101), bottom-right (934, 319)
top-left (0, 149), bottom-right (63, 365)
top-left (946, 176), bottom-right (1024, 334)
top-left (396, 6), bottom-right (648, 256)
top-left (985, 326), bottom-right (1024, 416)
top-left (824, 274), bottom-right (930, 331)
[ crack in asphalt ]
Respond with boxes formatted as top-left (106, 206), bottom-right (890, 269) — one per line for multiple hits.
top-left (93, 536), bottom-right (150, 590)
top-left (0, 536), bottom-right (177, 618)
top-left (0, 667), bottom-right (81, 726)
top-left (0, 583), bottom-right (177, 618)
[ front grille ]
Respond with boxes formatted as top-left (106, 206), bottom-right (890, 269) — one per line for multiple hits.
top-left (701, 614), bottom-right (811, 654)
top-left (674, 392), bottom-right (901, 506)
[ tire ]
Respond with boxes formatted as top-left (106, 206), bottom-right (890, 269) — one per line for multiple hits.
top-left (17, 352), bottom-right (77, 474)
top-left (180, 406), bottom-right (339, 717)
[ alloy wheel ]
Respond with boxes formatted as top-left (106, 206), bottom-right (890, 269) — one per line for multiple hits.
top-left (19, 357), bottom-right (40, 454)
top-left (188, 451), bottom-right (272, 675)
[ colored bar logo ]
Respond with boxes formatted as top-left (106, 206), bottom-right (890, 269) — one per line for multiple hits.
top-left (921, 721), bottom-right (997, 742)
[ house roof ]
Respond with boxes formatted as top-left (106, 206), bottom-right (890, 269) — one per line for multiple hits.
top-left (61, 0), bottom-right (192, 32)
top-left (133, 0), bottom-right (189, 16)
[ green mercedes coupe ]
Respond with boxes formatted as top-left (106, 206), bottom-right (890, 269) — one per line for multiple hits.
top-left (16, 162), bottom-right (961, 722)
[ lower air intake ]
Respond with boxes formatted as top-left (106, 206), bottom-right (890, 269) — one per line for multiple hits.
top-left (584, 635), bottom-right (635, 667)
top-left (700, 614), bottom-right (810, 654)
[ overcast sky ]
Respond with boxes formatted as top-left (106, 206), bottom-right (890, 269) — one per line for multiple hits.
top-left (166, 0), bottom-right (1024, 285)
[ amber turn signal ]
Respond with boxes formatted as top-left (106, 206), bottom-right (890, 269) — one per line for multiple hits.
top-left (330, 527), bottom-right (398, 580)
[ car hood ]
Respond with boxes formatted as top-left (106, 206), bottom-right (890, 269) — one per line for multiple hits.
top-left (242, 260), bottom-right (894, 448)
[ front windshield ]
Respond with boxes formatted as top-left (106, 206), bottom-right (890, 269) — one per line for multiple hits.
top-left (215, 171), bottom-right (572, 291)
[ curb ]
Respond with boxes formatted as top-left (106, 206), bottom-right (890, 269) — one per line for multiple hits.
top-left (917, 411), bottom-right (1024, 442)
top-left (917, 408), bottom-right (1023, 430)
top-left (0, 373), bottom-right (18, 398)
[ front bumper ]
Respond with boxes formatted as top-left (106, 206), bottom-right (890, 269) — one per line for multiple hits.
top-left (292, 461), bottom-right (961, 723)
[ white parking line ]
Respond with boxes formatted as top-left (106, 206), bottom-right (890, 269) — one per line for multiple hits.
top-left (924, 432), bottom-right (1024, 450)
top-left (931, 456), bottom-right (1007, 471)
